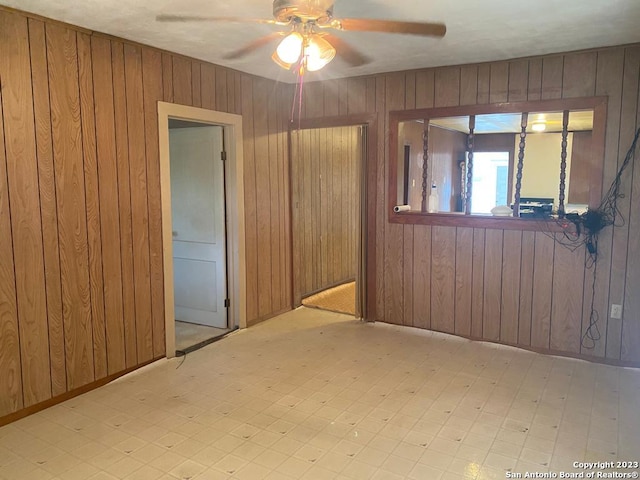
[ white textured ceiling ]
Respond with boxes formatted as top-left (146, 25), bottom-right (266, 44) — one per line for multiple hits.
top-left (4, 0), bottom-right (640, 84)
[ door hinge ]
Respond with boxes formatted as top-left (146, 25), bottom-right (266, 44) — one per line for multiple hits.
top-left (224, 298), bottom-right (230, 308)
top-left (221, 150), bottom-right (227, 161)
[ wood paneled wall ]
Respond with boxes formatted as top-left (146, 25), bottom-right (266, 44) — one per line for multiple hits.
top-left (1, 4), bottom-right (639, 426)
top-left (0, 7), bottom-right (290, 421)
top-left (291, 126), bottom-right (361, 303)
top-left (299, 45), bottom-right (640, 365)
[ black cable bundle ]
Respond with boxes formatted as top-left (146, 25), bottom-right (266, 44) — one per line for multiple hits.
top-left (547, 127), bottom-right (640, 349)
top-left (596, 126), bottom-right (640, 229)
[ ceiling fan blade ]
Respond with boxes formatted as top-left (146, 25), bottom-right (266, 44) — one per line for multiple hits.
top-left (323, 33), bottom-right (370, 67)
top-left (156, 14), bottom-right (279, 25)
top-left (336, 18), bottom-right (446, 37)
top-left (223, 32), bottom-right (284, 60)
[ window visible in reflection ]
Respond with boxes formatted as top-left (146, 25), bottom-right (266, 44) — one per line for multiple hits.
top-left (471, 151), bottom-right (509, 214)
top-left (396, 109), bottom-right (595, 215)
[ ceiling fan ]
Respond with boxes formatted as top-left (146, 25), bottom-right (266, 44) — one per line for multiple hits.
top-left (157, 0), bottom-right (446, 74)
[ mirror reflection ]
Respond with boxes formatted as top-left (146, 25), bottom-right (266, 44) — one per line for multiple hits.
top-left (397, 109), bottom-right (595, 217)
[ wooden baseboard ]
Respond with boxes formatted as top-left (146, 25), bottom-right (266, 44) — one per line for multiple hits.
top-left (247, 307), bottom-right (292, 327)
top-left (375, 320), bottom-right (640, 368)
top-left (0, 356), bottom-right (162, 427)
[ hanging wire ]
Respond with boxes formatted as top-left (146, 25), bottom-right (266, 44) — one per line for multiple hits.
top-left (539, 127), bottom-right (640, 349)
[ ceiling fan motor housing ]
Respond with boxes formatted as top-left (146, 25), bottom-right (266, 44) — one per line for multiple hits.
top-left (273, 0), bottom-right (334, 23)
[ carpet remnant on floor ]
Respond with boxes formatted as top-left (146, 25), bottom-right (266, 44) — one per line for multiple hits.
top-left (302, 281), bottom-right (356, 316)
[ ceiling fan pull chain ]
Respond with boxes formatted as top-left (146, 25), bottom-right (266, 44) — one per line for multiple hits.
top-left (298, 68), bottom-right (304, 129)
top-left (290, 68), bottom-right (301, 123)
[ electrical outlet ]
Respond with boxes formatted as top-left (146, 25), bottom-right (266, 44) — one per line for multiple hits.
top-left (610, 304), bottom-right (623, 319)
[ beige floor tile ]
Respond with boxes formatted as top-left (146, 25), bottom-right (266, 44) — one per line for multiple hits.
top-left (0, 308), bottom-right (638, 480)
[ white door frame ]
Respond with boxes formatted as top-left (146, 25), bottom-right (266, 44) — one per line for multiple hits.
top-left (158, 102), bottom-right (246, 358)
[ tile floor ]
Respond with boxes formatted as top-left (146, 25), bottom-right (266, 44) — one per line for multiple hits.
top-left (1, 307), bottom-right (639, 480)
top-left (175, 321), bottom-right (231, 354)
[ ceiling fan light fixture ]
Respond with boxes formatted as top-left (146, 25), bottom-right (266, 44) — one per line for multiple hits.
top-left (303, 34), bottom-right (336, 71)
top-left (274, 31), bottom-right (304, 67)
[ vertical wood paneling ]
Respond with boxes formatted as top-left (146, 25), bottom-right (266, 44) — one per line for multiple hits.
top-left (303, 129), bottom-right (312, 294)
top-left (141, 47), bottom-right (165, 358)
top-left (303, 81), bottom-right (324, 118)
top-left (562, 52), bottom-right (597, 98)
top-left (292, 126), bottom-right (360, 299)
top-left (172, 56), bottom-right (192, 105)
top-left (215, 67), bottom-right (228, 112)
top-left (477, 64), bottom-right (490, 104)
top-left (384, 74), bottom-right (405, 324)
top-left (489, 62), bottom-right (509, 103)
top-left (375, 76), bottom-right (385, 321)
top-left (0, 10), bottom-right (52, 407)
top-left (111, 40), bottom-right (138, 368)
top-left (319, 128), bottom-right (328, 288)
top-left (364, 77), bottom-right (376, 113)
top-left (191, 62), bottom-right (201, 107)
top-left (200, 63), bottom-right (216, 110)
top-left (124, 44), bottom-right (153, 363)
top-left (268, 86), bottom-right (282, 310)
top-left (78, 32), bottom-right (107, 380)
top-left (482, 229), bottom-right (503, 341)
top-left (254, 78), bottom-right (273, 316)
top-left (434, 68), bottom-right (460, 107)
top-left (0, 79), bottom-right (23, 416)
top-left (91, 36), bottom-right (126, 374)
top-left (550, 246), bottom-right (584, 353)
top-left (518, 231), bottom-right (535, 346)
top-left (47, 24), bottom-right (95, 390)
top-left (589, 48), bottom-right (624, 358)
top-left (622, 49), bottom-right (640, 363)
top-left (226, 71), bottom-right (236, 114)
top-left (508, 60), bottom-right (529, 102)
top-left (347, 78), bottom-right (366, 114)
top-left (324, 80), bottom-right (340, 117)
top-left (608, 46), bottom-right (640, 360)
top-left (0, 9), bottom-right (297, 422)
top-left (471, 229), bottom-right (485, 338)
top-left (28, 18), bottom-right (67, 396)
top-left (161, 53), bottom-right (174, 103)
top-left (338, 79), bottom-right (349, 116)
top-left (234, 72), bottom-right (243, 116)
top-left (412, 226), bottom-right (431, 329)
top-left (415, 70), bottom-right (434, 108)
top-left (405, 72), bottom-right (416, 110)
top-left (527, 59), bottom-right (543, 100)
top-left (501, 230), bottom-right (521, 344)
top-left (531, 233), bottom-right (555, 349)
top-left (455, 227), bottom-right (473, 336)
top-left (431, 226), bottom-right (456, 333)
top-left (277, 84), bottom-right (290, 309)
top-left (311, 129), bottom-right (320, 289)
top-left (2, 4), bottom-right (640, 426)
top-left (541, 56), bottom-right (564, 100)
top-left (241, 75), bottom-right (258, 323)
top-left (460, 66), bottom-right (478, 106)
top-left (403, 225), bottom-right (414, 326)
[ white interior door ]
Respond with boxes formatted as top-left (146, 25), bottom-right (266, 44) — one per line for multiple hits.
top-left (169, 125), bottom-right (227, 328)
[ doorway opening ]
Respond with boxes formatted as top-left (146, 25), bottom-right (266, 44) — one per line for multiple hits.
top-left (158, 103), bottom-right (246, 358)
top-left (168, 120), bottom-right (230, 353)
top-left (290, 124), bottom-right (367, 318)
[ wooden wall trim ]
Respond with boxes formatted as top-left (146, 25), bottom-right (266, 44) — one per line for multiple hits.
top-left (157, 102), bottom-right (247, 358)
top-left (0, 356), bottom-right (162, 428)
top-left (298, 44), bottom-right (640, 365)
top-left (288, 113), bottom-right (378, 321)
top-left (0, 7), bottom-right (285, 423)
